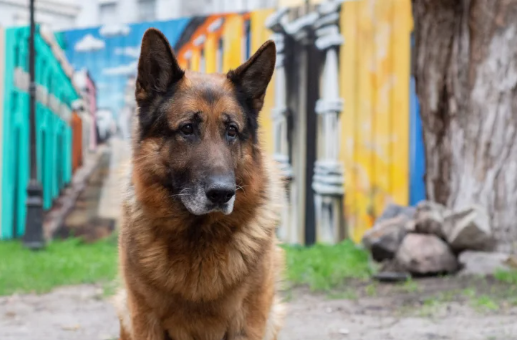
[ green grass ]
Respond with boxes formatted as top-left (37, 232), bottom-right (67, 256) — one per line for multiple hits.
top-left (326, 289), bottom-right (358, 300)
top-left (494, 269), bottom-right (517, 285)
top-left (398, 278), bottom-right (420, 293)
top-left (283, 240), bottom-right (371, 291)
top-left (365, 282), bottom-right (378, 297)
top-left (0, 236), bottom-right (370, 296)
top-left (0, 236), bottom-right (118, 296)
top-left (472, 295), bottom-right (499, 312)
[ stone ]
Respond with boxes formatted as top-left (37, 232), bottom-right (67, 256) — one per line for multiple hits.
top-left (414, 200), bottom-right (447, 238)
top-left (376, 203), bottom-right (416, 223)
top-left (396, 234), bottom-right (458, 274)
top-left (445, 205), bottom-right (493, 251)
top-left (458, 251), bottom-right (512, 276)
top-left (362, 215), bottom-right (409, 262)
top-left (373, 260), bottom-right (411, 282)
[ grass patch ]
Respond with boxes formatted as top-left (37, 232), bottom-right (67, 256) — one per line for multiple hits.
top-left (326, 289), bottom-right (358, 300)
top-left (418, 297), bottom-right (441, 317)
top-left (472, 295), bottom-right (499, 312)
top-left (399, 278), bottom-right (420, 293)
top-left (1, 237), bottom-right (370, 296)
top-left (365, 283), bottom-right (378, 297)
top-left (494, 269), bottom-right (517, 285)
top-left (0, 237), bottom-right (118, 296)
top-left (283, 240), bottom-right (371, 291)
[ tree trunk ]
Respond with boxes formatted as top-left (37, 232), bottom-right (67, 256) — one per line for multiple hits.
top-left (412, 0), bottom-right (517, 251)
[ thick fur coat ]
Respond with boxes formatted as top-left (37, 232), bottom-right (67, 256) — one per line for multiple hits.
top-left (114, 28), bottom-right (285, 340)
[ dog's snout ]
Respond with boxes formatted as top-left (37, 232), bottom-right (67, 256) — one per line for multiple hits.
top-left (205, 175), bottom-right (235, 205)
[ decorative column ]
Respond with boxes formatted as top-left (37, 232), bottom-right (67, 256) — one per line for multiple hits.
top-left (312, 0), bottom-right (345, 244)
top-left (266, 9), bottom-right (294, 243)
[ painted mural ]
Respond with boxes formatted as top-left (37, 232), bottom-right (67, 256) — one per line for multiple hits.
top-left (55, 0), bottom-right (422, 245)
top-left (264, 0), bottom-right (416, 244)
top-left (0, 26), bottom-right (79, 239)
top-left (339, 0), bottom-right (414, 242)
top-left (59, 12), bottom-right (275, 142)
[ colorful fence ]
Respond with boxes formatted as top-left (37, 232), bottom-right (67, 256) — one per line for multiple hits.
top-left (0, 26), bottom-right (77, 239)
top-left (339, 0), bottom-right (414, 242)
top-left (57, 0), bottom-right (425, 245)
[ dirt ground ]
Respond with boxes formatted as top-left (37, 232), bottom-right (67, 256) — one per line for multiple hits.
top-left (2, 278), bottom-right (517, 340)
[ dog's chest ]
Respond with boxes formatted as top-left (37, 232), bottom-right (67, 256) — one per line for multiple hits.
top-left (160, 297), bottom-right (246, 340)
top-left (133, 228), bottom-right (254, 301)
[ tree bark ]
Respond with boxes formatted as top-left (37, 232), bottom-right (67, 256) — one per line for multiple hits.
top-left (412, 0), bottom-right (517, 250)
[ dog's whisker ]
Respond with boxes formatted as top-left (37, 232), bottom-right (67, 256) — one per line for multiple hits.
top-left (170, 193), bottom-right (189, 198)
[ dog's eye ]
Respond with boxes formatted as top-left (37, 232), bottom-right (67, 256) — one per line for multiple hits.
top-left (227, 125), bottom-right (238, 139)
top-left (180, 124), bottom-right (194, 135)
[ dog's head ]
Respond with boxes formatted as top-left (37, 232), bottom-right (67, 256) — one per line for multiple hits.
top-left (132, 28), bottom-right (275, 217)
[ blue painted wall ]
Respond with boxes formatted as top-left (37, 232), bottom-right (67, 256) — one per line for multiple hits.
top-left (409, 45), bottom-right (426, 206)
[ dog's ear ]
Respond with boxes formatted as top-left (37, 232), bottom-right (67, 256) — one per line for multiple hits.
top-left (227, 40), bottom-right (276, 113)
top-left (136, 28), bottom-right (184, 102)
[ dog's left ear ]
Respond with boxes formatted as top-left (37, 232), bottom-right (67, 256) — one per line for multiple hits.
top-left (136, 28), bottom-right (184, 102)
top-left (227, 40), bottom-right (276, 113)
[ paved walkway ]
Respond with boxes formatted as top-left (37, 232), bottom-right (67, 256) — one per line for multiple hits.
top-left (97, 137), bottom-right (131, 227)
top-left (1, 284), bottom-right (517, 340)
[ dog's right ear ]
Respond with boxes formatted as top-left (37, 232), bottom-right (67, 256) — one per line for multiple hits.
top-left (136, 28), bottom-right (184, 102)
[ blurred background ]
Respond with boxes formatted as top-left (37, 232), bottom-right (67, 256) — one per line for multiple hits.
top-left (1, 0), bottom-right (517, 339)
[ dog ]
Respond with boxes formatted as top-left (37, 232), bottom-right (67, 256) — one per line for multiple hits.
top-left (114, 28), bottom-right (285, 340)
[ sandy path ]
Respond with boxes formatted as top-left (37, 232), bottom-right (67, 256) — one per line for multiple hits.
top-left (1, 284), bottom-right (516, 340)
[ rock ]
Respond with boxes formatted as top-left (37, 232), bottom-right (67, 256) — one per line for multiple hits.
top-left (445, 205), bottom-right (493, 251)
top-left (373, 271), bottom-right (411, 283)
top-left (396, 234), bottom-right (458, 275)
top-left (458, 251), bottom-right (512, 276)
top-left (376, 203), bottom-right (416, 223)
top-left (362, 215), bottom-right (409, 262)
top-left (373, 260), bottom-right (411, 282)
top-left (414, 200), bottom-right (447, 238)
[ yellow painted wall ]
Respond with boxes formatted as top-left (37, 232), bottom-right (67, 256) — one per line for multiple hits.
top-left (190, 48), bottom-right (201, 71)
top-left (204, 33), bottom-right (218, 73)
top-left (250, 9), bottom-right (275, 155)
top-left (339, 0), bottom-right (413, 242)
top-left (222, 15), bottom-right (244, 71)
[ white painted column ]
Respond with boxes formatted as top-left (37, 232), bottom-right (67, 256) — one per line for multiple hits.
top-left (266, 9), bottom-right (296, 243)
top-left (312, 0), bottom-right (345, 244)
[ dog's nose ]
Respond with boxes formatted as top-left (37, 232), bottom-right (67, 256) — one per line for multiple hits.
top-left (205, 176), bottom-right (235, 205)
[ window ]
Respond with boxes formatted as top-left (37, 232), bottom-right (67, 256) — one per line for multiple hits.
top-left (138, 0), bottom-right (156, 22)
top-left (99, 2), bottom-right (117, 25)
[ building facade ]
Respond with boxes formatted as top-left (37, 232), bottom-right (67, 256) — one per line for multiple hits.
top-left (73, 69), bottom-right (97, 151)
top-left (0, 25), bottom-right (79, 239)
top-left (0, 0), bottom-right (277, 30)
top-left (0, 0), bottom-right (81, 30)
top-left (75, 0), bottom-right (277, 28)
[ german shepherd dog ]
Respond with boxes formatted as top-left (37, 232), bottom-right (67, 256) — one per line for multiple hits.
top-left (114, 28), bottom-right (285, 340)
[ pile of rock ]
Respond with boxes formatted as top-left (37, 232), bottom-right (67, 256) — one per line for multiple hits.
top-left (362, 201), bottom-right (505, 279)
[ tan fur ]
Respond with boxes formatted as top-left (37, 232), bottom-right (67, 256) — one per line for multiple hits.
top-left (115, 29), bottom-right (285, 340)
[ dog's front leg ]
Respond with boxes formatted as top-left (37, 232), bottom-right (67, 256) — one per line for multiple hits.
top-left (131, 310), bottom-right (165, 340)
top-left (126, 289), bottom-right (165, 340)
